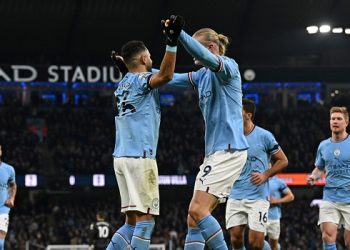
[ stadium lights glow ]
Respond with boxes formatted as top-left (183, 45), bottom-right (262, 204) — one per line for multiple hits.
top-left (306, 26), bottom-right (318, 34)
top-left (332, 27), bottom-right (343, 33)
top-left (319, 25), bottom-right (331, 33)
top-left (307, 25), bottom-right (350, 35)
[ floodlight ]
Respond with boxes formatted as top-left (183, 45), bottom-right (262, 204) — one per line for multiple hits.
top-left (332, 27), bottom-right (343, 33)
top-left (306, 26), bottom-right (318, 34)
top-left (319, 25), bottom-right (331, 33)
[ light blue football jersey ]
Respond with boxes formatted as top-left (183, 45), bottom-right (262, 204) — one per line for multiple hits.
top-left (0, 162), bottom-right (16, 214)
top-left (268, 176), bottom-right (289, 220)
top-left (112, 72), bottom-right (160, 159)
top-left (315, 135), bottom-right (350, 202)
top-left (168, 31), bottom-right (248, 156)
top-left (230, 126), bottom-right (280, 200)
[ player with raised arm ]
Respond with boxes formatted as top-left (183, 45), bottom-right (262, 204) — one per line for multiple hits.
top-left (162, 16), bottom-right (249, 250)
top-left (0, 145), bottom-right (17, 250)
top-left (106, 17), bottom-right (184, 250)
top-left (226, 99), bottom-right (288, 250)
top-left (307, 106), bottom-right (350, 250)
top-left (266, 176), bottom-right (294, 250)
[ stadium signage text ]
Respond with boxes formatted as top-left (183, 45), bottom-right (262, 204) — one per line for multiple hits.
top-left (0, 65), bottom-right (121, 83)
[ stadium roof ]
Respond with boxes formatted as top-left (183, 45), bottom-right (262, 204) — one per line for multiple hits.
top-left (1, 0), bottom-right (350, 67)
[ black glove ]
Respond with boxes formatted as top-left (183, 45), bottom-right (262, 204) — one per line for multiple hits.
top-left (161, 15), bottom-right (185, 46)
top-left (111, 51), bottom-right (128, 76)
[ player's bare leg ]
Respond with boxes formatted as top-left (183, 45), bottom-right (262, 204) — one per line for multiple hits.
top-left (185, 190), bottom-right (228, 250)
top-left (321, 222), bottom-right (338, 250)
top-left (344, 229), bottom-right (350, 250)
top-left (269, 238), bottom-right (279, 250)
top-left (229, 225), bottom-right (245, 249)
top-left (248, 229), bottom-right (266, 250)
top-left (0, 231), bottom-right (6, 250)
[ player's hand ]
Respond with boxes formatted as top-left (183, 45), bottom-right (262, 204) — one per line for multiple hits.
top-left (161, 15), bottom-right (185, 46)
top-left (5, 198), bottom-right (14, 208)
top-left (307, 174), bottom-right (316, 186)
top-left (269, 196), bottom-right (279, 204)
top-left (111, 51), bottom-right (128, 76)
top-left (250, 172), bottom-right (269, 185)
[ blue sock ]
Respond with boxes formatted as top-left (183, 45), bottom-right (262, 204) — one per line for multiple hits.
top-left (197, 215), bottom-right (228, 250)
top-left (184, 227), bottom-right (205, 250)
top-left (0, 239), bottom-right (4, 250)
top-left (323, 242), bottom-right (337, 250)
top-left (107, 223), bottom-right (135, 250)
top-left (131, 220), bottom-right (155, 249)
top-left (262, 240), bottom-right (271, 250)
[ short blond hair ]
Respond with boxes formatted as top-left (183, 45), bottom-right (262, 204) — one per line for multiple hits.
top-left (330, 106), bottom-right (349, 121)
top-left (193, 28), bottom-right (230, 56)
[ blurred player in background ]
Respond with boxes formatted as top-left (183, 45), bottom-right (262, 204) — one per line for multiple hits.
top-left (226, 98), bottom-right (288, 250)
top-left (106, 17), bottom-right (184, 250)
top-left (307, 106), bottom-right (350, 250)
top-left (266, 176), bottom-right (294, 250)
top-left (162, 16), bottom-right (248, 250)
top-left (88, 211), bottom-right (113, 250)
top-left (0, 145), bottom-right (17, 250)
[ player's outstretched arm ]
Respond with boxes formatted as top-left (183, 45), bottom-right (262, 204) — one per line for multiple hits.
top-left (5, 182), bottom-right (16, 208)
top-left (178, 30), bottom-right (220, 71)
top-left (265, 149), bottom-right (288, 177)
top-left (270, 189), bottom-right (294, 204)
top-left (162, 15), bottom-right (220, 71)
top-left (111, 51), bottom-right (128, 77)
top-left (149, 15), bottom-right (185, 88)
top-left (307, 167), bottom-right (323, 186)
top-left (251, 149), bottom-right (288, 186)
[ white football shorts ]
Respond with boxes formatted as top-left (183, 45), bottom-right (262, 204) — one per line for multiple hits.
top-left (0, 214), bottom-right (9, 233)
top-left (266, 219), bottom-right (281, 240)
top-left (226, 199), bottom-right (270, 233)
top-left (114, 157), bottom-right (160, 215)
top-left (318, 200), bottom-right (350, 230)
top-left (194, 150), bottom-right (247, 202)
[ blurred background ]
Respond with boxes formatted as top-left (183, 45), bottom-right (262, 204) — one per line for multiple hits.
top-left (1, 0), bottom-right (350, 249)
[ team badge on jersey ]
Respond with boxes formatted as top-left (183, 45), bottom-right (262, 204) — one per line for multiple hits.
top-left (334, 149), bottom-right (340, 157)
top-left (152, 198), bottom-right (159, 209)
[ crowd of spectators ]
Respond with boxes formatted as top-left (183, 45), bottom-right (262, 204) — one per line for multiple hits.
top-left (0, 90), bottom-right (339, 175)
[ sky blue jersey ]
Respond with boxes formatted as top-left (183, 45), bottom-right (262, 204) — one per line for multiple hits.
top-left (315, 134), bottom-right (350, 202)
top-left (230, 126), bottom-right (280, 200)
top-left (268, 176), bottom-right (289, 220)
top-left (168, 31), bottom-right (248, 156)
top-left (0, 162), bottom-right (16, 214)
top-left (112, 72), bottom-right (160, 159)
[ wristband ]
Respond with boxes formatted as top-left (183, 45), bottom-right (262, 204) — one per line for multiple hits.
top-left (166, 45), bottom-right (177, 52)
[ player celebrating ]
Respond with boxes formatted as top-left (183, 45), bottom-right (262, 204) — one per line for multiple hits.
top-left (266, 175), bottom-right (294, 250)
top-left (0, 145), bottom-right (17, 250)
top-left (307, 106), bottom-right (350, 250)
top-left (226, 99), bottom-right (288, 250)
top-left (106, 17), bottom-right (184, 250)
top-left (162, 16), bottom-right (249, 250)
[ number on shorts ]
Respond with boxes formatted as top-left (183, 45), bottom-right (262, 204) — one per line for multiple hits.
top-left (202, 165), bottom-right (212, 177)
top-left (259, 211), bottom-right (268, 223)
